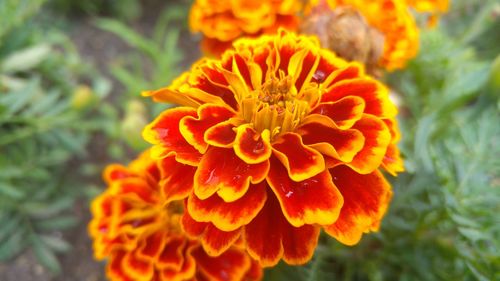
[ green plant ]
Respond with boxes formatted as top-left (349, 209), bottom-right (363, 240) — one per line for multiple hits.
top-left (94, 5), bottom-right (186, 153)
top-left (264, 3), bottom-right (500, 281)
top-left (0, 4), bottom-right (110, 274)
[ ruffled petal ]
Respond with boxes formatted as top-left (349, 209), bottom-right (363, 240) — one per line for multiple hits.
top-left (324, 165), bottom-right (393, 246)
top-left (193, 246), bottom-right (251, 281)
top-left (181, 211), bottom-right (241, 257)
top-left (381, 119), bottom-right (404, 175)
top-left (272, 133), bottom-right (325, 181)
top-left (103, 164), bottom-right (134, 184)
top-left (312, 96), bottom-right (365, 129)
top-left (204, 120), bottom-right (238, 148)
top-left (322, 78), bottom-right (397, 118)
top-left (267, 157), bottom-right (343, 227)
top-left (158, 157), bottom-right (196, 202)
top-left (142, 107), bottom-right (202, 165)
top-left (157, 236), bottom-right (186, 270)
top-left (244, 193), bottom-right (320, 267)
top-left (201, 224), bottom-right (241, 257)
top-left (107, 251), bottom-right (134, 281)
top-left (347, 115), bottom-right (391, 174)
top-left (180, 104), bottom-right (235, 153)
top-left (137, 231), bottom-right (167, 262)
top-left (187, 182), bottom-right (267, 231)
top-left (298, 115), bottom-right (365, 163)
top-left (382, 143), bottom-right (405, 176)
top-left (159, 242), bottom-right (197, 281)
top-left (234, 124), bottom-right (272, 164)
top-left (122, 250), bottom-right (155, 281)
top-left (194, 147), bottom-right (269, 202)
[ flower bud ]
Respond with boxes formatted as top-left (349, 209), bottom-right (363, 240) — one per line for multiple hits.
top-left (71, 85), bottom-right (94, 110)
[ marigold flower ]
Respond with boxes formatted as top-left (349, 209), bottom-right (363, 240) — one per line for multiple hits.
top-left (405, 0), bottom-right (449, 14)
top-left (304, 0), bottom-right (419, 70)
top-left (143, 30), bottom-right (403, 266)
top-left (88, 151), bottom-right (262, 281)
top-left (405, 0), bottom-right (450, 27)
top-left (189, 0), bottom-right (301, 57)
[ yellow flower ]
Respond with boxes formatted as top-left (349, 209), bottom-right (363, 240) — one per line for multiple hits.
top-left (189, 0), bottom-right (301, 57)
top-left (142, 30), bottom-right (403, 266)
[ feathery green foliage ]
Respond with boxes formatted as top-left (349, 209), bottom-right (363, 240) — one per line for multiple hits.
top-left (0, 1), bottom-right (109, 274)
top-left (265, 2), bottom-right (500, 280)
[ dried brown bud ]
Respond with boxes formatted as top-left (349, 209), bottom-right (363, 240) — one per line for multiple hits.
top-left (301, 5), bottom-right (385, 76)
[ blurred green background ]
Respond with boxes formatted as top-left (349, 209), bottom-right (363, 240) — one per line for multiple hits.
top-left (0, 0), bottom-right (498, 280)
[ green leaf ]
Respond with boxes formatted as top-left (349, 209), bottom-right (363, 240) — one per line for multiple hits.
top-left (0, 228), bottom-right (26, 261)
top-left (40, 235), bottom-right (71, 253)
top-left (0, 214), bottom-right (22, 242)
top-left (24, 197), bottom-right (74, 219)
top-left (31, 233), bottom-right (61, 274)
top-left (0, 181), bottom-right (25, 199)
top-left (34, 215), bottom-right (78, 231)
top-left (1, 44), bottom-right (51, 73)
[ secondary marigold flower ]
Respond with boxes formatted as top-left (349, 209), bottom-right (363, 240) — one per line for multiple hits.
top-left (189, 0), bottom-right (301, 57)
top-left (143, 30), bottom-right (403, 266)
top-left (303, 0), bottom-right (419, 71)
top-left (405, 0), bottom-right (449, 14)
top-left (406, 0), bottom-right (449, 27)
top-left (88, 151), bottom-right (262, 281)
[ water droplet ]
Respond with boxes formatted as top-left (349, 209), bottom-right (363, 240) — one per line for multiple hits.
top-left (312, 70), bottom-right (326, 83)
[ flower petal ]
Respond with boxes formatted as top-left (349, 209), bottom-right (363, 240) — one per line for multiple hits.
top-left (180, 104), bottom-right (235, 153)
top-left (181, 211), bottom-right (241, 257)
top-left (103, 164), bottom-right (133, 184)
top-left (159, 242), bottom-right (197, 281)
top-left (201, 224), bottom-right (241, 257)
top-left (244, 193), bottom-right (320, 267)
top-left (204, 119), bottom-right (238, 148)
top-left (194, 147), bottom-right (269, 202)
top-left (267, 157), bottom-right (343, 227)
top-left (272, 133), bottom-right (325, 182)
top-left (158, 157), bottom-right (196, 202)
top-left (234, 124), bottom-right (272, 164)
top-left (107, 251), bottom-right (134, 281)
top-left (322, 78), bottom-right (397, 118)
top-left (324, 165), bottom-right (393, 246)
top-left (299, 114), bottom-right (365, 163)
top-left (142, 107), bottom-right (202, 165)
top-left (347, 115), bottom-right (391, 174)
top-left (382, 143), bottom-right (404, 176)
top-left (122, 250), bottom-right (154, 280)
top-left (136, 231), bottom-right (167, 262)
top-left (312, 96), bottom-right (365, 129)
top-left (193, 246), bottom-right (251, 281)
top-left (188, 182), bottom-right (267, 231)
top-left (157, 236), bottom-right (186, 270)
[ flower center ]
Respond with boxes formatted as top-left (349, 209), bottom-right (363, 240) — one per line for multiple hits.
top-left (158, 200), bottom-right (184, 234)
top-left (240, 73), bottom-right (319, 139)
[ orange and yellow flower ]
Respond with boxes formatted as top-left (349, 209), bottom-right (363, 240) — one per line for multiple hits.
top-left (406, 0), bottom-right (449, 27)
top-left (143, 30), bottom-right (403, 267)
top-left (189, 0), bottom-right (301, 57)
top-left (313, 0), bottom-right (419, 70)
top-left (88, 151), bottom-right (262, 281)
top-left (405, 0), bottom-right (449, 14)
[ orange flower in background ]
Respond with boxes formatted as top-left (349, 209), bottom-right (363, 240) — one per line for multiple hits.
top-left (320, 0), bottom-right (419, 70)
top-left (143, 30), bottom-right (403, 266)
top-left (189, 0), bottom-right (301, 57)
top-left (406, 0), bottom-right (450, 27)
top-left (88, 151), bottom-right (262, 281)
top-left (406, 0), bottom-right (449, 14)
